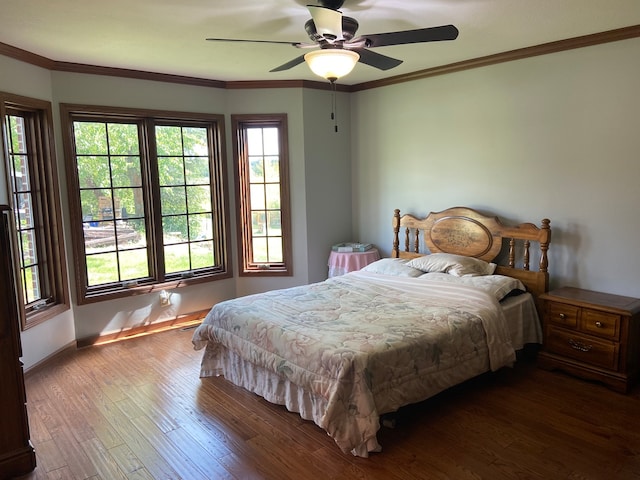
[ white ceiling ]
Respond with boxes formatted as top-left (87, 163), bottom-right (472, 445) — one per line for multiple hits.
top-left (2, 0), bottom-right (640, 86)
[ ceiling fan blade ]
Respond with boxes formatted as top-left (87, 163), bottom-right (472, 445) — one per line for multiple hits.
top-left (269, 54), bottom-right (307, 72)
top-left (356, 49), bottom-right (403, 71)
top-left (357, 24), bottom-right (459, 48)
top-left (307, 5), bottom-right (343, 40)
top-left (206, 37), bottom-right (309, 48)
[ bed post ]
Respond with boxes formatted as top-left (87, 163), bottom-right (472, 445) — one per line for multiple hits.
top-left (539, 218), bottom-right (551, 273)
top-left (392, 209), bottom-right (401, 258)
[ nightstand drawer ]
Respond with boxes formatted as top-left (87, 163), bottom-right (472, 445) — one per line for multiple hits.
top-left (546, 303), bottom-right (579, 327)
top-left (545, 325), bottom-right (618, 370)
top-left (580, 309), bottom-right (620, 340)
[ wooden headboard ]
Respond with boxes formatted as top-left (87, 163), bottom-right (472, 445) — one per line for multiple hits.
top-left (392, 206), bottom-right (551, 307)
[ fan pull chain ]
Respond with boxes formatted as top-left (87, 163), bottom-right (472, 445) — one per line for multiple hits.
top-left (330, 78), bottom-right (338, 133)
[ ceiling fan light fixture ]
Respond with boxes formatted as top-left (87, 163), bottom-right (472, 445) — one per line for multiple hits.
top-left (304, 49), bottom-right (360, 80)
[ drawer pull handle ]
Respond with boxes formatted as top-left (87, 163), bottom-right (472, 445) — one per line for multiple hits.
top-left (559, 313), bottom-right (566, 320)
top-left (568, 338), bottom-right (592, 352)
top-left (595, 321), bottom-right (604, 328)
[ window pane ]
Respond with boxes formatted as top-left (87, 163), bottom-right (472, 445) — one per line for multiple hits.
top-left (161, 186), bottom-right (186, 215)
top-left (15, 193), bottom-right (34, 228)
top-left (252, 211), bottom-right (266, 237)
top-left (86, 252), bottom-right (119, 285)
top-left (191, 241), bottom-right (214, 269)
top-left (249, 157), bottom-right (264, 183)
top-left (158, 157), bottom-right (185, 185)
top-left (262, 127), bottom-right (279, 155)
top-left (108, 123), bottom-right (139, 155)
top-left (185, 157), bottom-right (210, 185)
top-left (74, 122), bottom-right (108, 154)
top-left (123, 219), bottom-right (147, 247)
top-left (84, 220), bottom-right (115, 252)
top-left (20, 230), bottom-right (38, 266)
top-left (80, 189), bottom-right (107, 220)
top-left (250, 184), bottom-right (265, 210)
top-left (8, 116), bottom-right (26, 153)
top-left (189, 213), bottom-right (212, 241)
top-left (252, 237), bottom-right (268, 262)
top-left (119, 249), bottom-right (149, 280)
top-left (265, 184), bottom-right (281, 210)
top-left (156, 126), bottom-right (183, 155)
top-left (163, 216), bottom-right (187, 244)
top-left (266, 211), bottom-right (281, 236)
top-left (187, 185), bottom-right (211, 213)
top-left (164, 244), bottom-right (190, 273)
top-left (22, 265), bottom-right (40, 304)
top-left (116, 221), bottom-right (144, 248)
top-left (77, 156), bottom-right (111, 188)
top-left (183, 127), bottom-right (208, 156)
top-left (115, 187), bottom-right (143, 220)
top-left (247, 128), bottom-right (264, 155)
top-left (11, 154), bottom-right (30, 191)
top-left (111, 156), bottom-right (142, 187)
top-left (264, 157), bottom-right (280, 183)
top-left (267, 237), bottom-right (283, 263)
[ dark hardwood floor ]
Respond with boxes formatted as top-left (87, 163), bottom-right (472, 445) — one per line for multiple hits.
top-left (16, 327), bottom-right (640, 480)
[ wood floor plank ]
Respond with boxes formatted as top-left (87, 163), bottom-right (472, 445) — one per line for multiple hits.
top-left (127, 413), bottom-right (212, 480)
top-left (164, 427), bottom-right (235, 480)
top-left (18, 327), bottom-right (640, 480)
top-left (95, 398), bottom-right (182, 480)
top-left (107, 444), bottom-right (146, 476)
top-left (79, 437), bottom-right (128, 480)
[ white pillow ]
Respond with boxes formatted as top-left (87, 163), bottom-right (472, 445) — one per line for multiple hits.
top-left (360, 258), bottom-right (425, 277)
top-left (419, 272), bottom-right (526, 301)
top-left (406, 253), bottom-right (497, 277)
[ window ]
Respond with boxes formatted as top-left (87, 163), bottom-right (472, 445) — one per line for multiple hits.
top-left (1, 92), bottom-right (69, 329)
top-left (60, 105), bottom-right (230, 304)
top-left (232, 114), bottom-right (292, 276)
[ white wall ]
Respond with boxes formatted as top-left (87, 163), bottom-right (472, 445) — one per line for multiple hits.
top-left (0, 56), bottom-right (76, 369)
top-left (351, 37), bottom-right (640, 297)
top-left (302, 87), bottom-right (353, 283)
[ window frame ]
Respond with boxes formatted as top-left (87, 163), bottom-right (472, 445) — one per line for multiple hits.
top-left (60, 104), bottom-right (231, 304)
top-left (0, 92), bottom-right (70, 330)
top-left (232, 114), bottom-right (292, 277)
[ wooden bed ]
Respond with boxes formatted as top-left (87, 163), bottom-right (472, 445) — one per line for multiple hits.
top-left (393, 206), bottom-right (551, 312)
top-left (192, 206), bottom-right (552, 457)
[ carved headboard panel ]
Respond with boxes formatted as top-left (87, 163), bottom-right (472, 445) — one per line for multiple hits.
top-left (392, 207), bottom-right (551, 302)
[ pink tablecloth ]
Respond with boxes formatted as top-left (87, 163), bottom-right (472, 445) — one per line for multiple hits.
top-left (327, 249), bottom-right (380, 278)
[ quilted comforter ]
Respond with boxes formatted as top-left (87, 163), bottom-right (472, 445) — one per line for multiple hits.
top-left (192, 271), bottom-right (517, 456)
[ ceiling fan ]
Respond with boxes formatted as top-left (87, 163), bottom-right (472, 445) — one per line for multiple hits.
top-left (206, 0), bottom-right (459, 80)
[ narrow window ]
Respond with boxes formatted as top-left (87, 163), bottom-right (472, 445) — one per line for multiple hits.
top-left (232, 114), bottom-right (292, 276)
top-left (61, 105), bottom-right (230, 304)
top-left (1, 93), bottom-right (69, 329)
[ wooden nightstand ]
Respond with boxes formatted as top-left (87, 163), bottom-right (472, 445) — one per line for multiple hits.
top-left (537, 287), bottom-right (640, 393)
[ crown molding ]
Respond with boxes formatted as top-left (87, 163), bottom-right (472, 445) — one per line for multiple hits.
top-left (1, 24), bottom-right (638, 93)
top-left (0, 42), bottom-right (54, 69)
top-left (351, 24), bottom-right (640, 91)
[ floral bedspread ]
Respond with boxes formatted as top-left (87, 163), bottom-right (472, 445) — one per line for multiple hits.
top-left (192, 271), bottom-right (516, 456)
